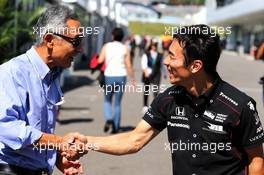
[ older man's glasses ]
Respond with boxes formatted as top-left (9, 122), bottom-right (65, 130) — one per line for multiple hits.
top-left (53, 33), bottom-right (83, 48)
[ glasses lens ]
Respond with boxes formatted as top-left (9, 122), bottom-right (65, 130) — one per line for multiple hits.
top-left (72, 37), bottom-right (83, 47)
top-left (53, 33), bottom-right (82, 48)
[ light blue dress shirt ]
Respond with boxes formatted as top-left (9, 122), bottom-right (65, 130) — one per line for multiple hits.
top-left (0, 47), bottom-right (64, 174)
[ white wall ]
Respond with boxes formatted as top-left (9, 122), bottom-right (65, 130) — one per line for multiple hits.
top-left (206, 0), bottom-right (264, 25)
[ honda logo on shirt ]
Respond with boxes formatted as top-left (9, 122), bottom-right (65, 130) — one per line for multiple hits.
top-left (175, 107), bottom-right (185, 116)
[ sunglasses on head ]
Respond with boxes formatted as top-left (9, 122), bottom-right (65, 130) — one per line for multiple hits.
top-left (53, 33), bottom-right (83, 48)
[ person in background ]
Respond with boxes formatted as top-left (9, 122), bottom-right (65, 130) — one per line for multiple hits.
top-left (98, 28), bottom-right (135, 134)
top-left (124, 35), bottom-right (136, 66)
top-left (141, 39), bottom-right (164, 114)
top-left (255, 39), bottom-right (264, 108)
top-left (256, 40), bottom-right (264, 60)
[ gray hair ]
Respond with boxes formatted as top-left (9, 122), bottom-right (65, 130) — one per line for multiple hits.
top-left (34, 5), bottom-right (79, 45)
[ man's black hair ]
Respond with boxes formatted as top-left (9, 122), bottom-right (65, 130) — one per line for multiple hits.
top-left (173, 24), bottom-right (221, 74)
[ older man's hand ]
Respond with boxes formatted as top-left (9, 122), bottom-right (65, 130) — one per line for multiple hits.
top-left (56, 153), bottom-right (84, 175)
top-left (60, 132), bottom-right (88, 160)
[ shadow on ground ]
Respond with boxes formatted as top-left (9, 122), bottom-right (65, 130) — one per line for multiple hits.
top-left (62, 75), bottom-right (94, 93)
top-left (60, 106), bottom-right (90, 111)
top-left (57, 118), bottom-right (94, 125)
top-left (119, 126), bottom-right (135, 132)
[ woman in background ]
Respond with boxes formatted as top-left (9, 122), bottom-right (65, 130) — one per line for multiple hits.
top-left (98, 28), bottom-right (135, 134)
top-left (141, 39), bottom-right (164, 114)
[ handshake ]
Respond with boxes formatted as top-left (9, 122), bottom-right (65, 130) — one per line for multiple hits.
top-left (37, 132), bottom-right (91, 175)
top-left (59, 132), bottom-right (90, 160)
top-left (56, 132), bottom-right (91, 175)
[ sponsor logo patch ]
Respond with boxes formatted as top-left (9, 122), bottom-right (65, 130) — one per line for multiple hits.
top-left (203, 110), bottom-right (216, 120)
top-left (203, 121), bottom-right (227, 134)
top-left (249, 132), bottom-right (264, 142)
top-left (175, 106), bottom-right (185, 116)
top-left (170, 116), bottom-right (188, 121)
top-left (219, 92), bottom-right (238, 106)
top-left (167, 121), bottom-right (190, 129)
top-left (256, 126), bottom-right (263, 134)
top-left (247, 101), bottom-right (255, 111)
top-left (254, 112), bottom-right (260, 125)
top-left (203, 110), bottom-right (228, 123)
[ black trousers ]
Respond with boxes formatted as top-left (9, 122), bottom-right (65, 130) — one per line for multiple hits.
top-left (143, 75), bottom-right (161, 106)
top-left (0, 164), bottom-right (48, 175)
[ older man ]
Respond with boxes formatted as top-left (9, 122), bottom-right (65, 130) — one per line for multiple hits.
top-left (0, 5), bottom-right (87, 175)
top-left (86, 25), bottom-right (264, 175)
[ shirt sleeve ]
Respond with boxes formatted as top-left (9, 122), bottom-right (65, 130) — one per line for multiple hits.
top-left (141, 54), bottom-right (152, 76)
top-left (141, 54), bottom-right (148, 70)
top-left (236, 98), bottom-right (264, 148)
top-left (142, 94), bottom-right (167, 131)
top-left (0, 69), bottom-right (43, 150)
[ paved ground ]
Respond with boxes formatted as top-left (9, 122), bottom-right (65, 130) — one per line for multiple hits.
top-left (53, 52), bottom-right (264, 175)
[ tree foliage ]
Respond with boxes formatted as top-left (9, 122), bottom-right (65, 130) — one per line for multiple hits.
top-left (0, 0), bottom-right (45, 63)
top-left (129, 21), bottom-right (175, 36)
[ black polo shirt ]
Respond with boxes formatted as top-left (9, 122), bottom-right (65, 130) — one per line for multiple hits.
top-left (143, 75), bottom-right (264, 175)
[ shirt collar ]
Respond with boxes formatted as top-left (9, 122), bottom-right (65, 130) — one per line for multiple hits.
top-left (49, 67), bottom-right (62, 80)
top-left (174, 72), bottom-right (222, 108)
top-left (26, 47), bottom-right (50, 80)
top-left (199, 72), bottom-right (222, 100)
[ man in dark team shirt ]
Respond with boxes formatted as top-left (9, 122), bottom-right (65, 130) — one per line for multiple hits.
top-left (85, 24), bottom-right (264, 175)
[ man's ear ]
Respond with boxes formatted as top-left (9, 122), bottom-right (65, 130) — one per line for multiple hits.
top-left (43, 33), bottom-right (54, 49)
top-left (190, 60), bottom-right (203, 73)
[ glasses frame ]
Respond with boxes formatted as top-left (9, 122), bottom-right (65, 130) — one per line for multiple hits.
top-left (53, 33), bottom-right (83, 48)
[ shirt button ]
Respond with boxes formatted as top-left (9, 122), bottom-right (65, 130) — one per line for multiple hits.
top-left (192, 154), bottom-right (196, 158)
top-left (193, 134), bottom-right (197, 138)
top-left (210, 99), bottom-right (214, 103)
top-left (192, 173), bottom-right (196, 175)
top-left (194, 114), bottom-right (199, 118)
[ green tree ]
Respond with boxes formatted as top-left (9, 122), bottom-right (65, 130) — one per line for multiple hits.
top-left (0, 0), bottom-right (45, 63)
top-left (129, 21), bottom-right (175, 36)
